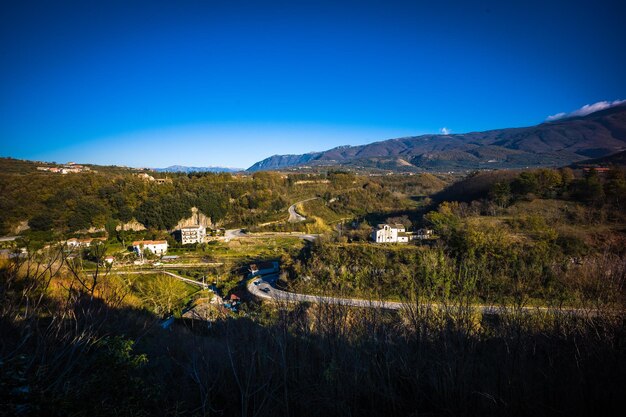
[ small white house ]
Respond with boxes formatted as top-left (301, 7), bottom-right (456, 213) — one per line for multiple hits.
top-left (180, 225), bottom-right (207, 245)
top-left (372, 224), bottom-right (409, 243)
top-left (132, 240), bottom-right (168, 255)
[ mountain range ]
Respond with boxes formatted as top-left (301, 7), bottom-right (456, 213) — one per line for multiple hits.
top-left (247, 104), bottom-right (626, 172)
top-left (154, 165), bottom-right (243, 173)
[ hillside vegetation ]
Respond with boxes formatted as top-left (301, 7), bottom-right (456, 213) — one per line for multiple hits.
top-left (290, 166), bottom-right (626, 307)
top-left (0, 163), bottom-right (447, 239)
top-left (1, 160), bottom-right (625, 416)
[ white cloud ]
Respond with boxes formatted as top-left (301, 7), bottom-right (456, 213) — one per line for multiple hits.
top-left (440, 127), bottom-right (451, 135)
top-left (546, 99), bottom-right (625, 121)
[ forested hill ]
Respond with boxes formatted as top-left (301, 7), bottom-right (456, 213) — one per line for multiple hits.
top-left (0, 163), bottom-right (447, 237)
top-left (247, 104), bottom-right (626, 172)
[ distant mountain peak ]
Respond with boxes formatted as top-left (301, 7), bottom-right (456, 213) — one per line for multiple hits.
top-left (246, 105), bottom-right (626, 172)
top-left (154, 165), bottom-right (243, 173)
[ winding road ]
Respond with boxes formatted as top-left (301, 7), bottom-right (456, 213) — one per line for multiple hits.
top-left (109, 268), bottom-right (609, 318)
top-left (287, 198), bottom-right (319, 223)
top-left (248, 275), bottom-right (408, 310)
top-left (247, 276), bottom-right (608, 317)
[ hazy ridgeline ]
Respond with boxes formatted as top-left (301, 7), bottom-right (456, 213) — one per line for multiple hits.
top-left (1, 248), bottom-right (624, 417)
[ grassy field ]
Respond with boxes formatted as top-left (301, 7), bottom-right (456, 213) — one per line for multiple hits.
top-left (116, 272), bottom-right (200, 314)
top-left (209, 236), bottom-right (305, 260)
top-left (299, 198), bottom-right (350, 224)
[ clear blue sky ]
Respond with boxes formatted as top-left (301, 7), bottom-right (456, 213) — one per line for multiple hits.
top-left (1, 0), bottom-right (625, 169)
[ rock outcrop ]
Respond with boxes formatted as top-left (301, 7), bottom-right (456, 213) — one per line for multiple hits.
top-left (116, 219), bottom-right (147, 232)
top-left (10, 220), bottom-right (30, 235)
top-left (172, 207), bottom-right (212, 231)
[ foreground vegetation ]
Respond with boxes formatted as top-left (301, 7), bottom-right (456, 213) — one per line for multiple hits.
top-left (1, 250), bottom-right (624, 416)
top-left (1, 159), bottom-right (625, 415)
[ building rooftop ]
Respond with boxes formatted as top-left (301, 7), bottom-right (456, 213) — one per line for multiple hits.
top-left (132, 240), bottom-right (168, 245)
top-left (67, 237), bottom-right (106, 243)
top-left (376, 223), bottom-right (406, 230)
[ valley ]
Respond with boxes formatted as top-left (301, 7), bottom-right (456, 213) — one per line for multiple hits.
top-left (1, 112), bottom-right (625, 417)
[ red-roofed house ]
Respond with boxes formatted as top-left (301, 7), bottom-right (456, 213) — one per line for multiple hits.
top-left (132, 240), bottom-right (168, 255)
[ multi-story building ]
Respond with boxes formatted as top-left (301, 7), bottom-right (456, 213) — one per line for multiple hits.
top-left (180, 225), bottom-right (206, 245)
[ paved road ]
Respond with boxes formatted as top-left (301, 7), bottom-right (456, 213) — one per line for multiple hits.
top-left (224, 229), bottom-right (318, 242)
top-left (287, 198), bottom-right (319, 223)
top-left (225, 229), bottom-right (248, 239)
top-left (248, 276), bottom-right (408, 310)
top-left (110, 268), bottom-right (611, 318)
top-left (298, 234), bottom-right (318, 242)
top-left (247, 276), bottom-right (608, 317)
top-left (152, 262), bottom-right (223, 268)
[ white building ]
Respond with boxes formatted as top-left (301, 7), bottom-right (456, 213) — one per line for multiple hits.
top-left (132, 240), bottom-right (168, 255)
top-left (180, 225), bottom-right (206, 245)
top-left (372, 224), bottom-right (409, 243)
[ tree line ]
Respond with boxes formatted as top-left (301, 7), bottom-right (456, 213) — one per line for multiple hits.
top-left (0, 168), bottom-right (444, 239)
